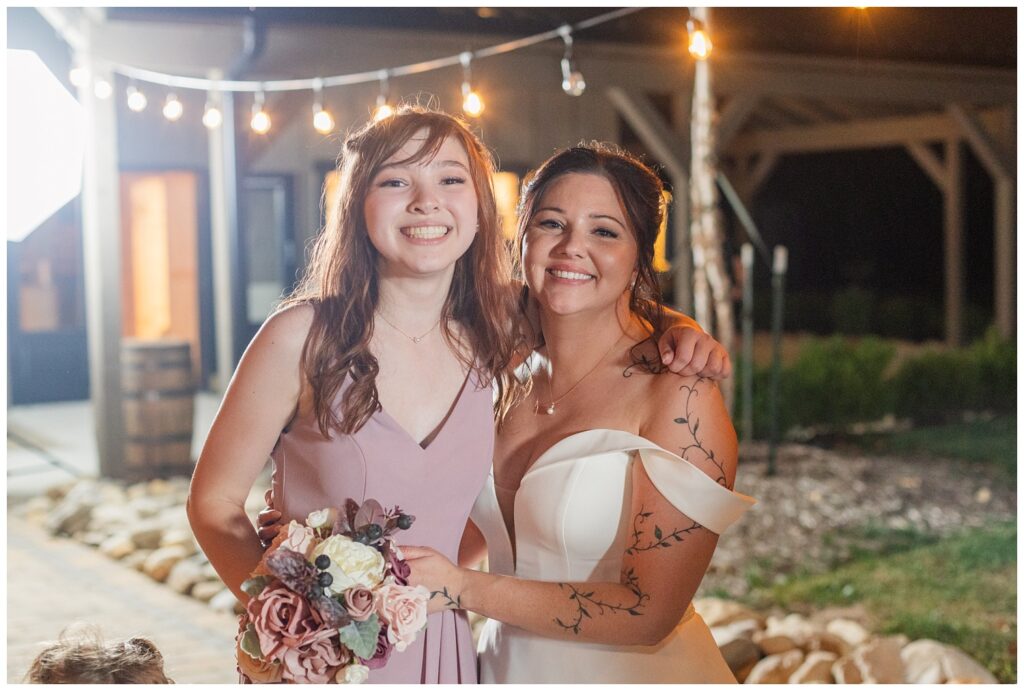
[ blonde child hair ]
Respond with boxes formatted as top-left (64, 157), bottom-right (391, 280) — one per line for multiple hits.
top-left (25, 624), bottom-right (172, 684)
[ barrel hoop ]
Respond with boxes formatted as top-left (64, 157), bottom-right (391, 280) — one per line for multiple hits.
top-left (122, 359), bottom-right (191, 370)
top-left (122, 388), bottom-right (196, 400)
top-left (124, 433), bottom-right (193, 444)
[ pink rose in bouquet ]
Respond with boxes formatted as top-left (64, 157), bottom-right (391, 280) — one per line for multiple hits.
top-left (247, 582), bottom-right (324, 660)
top-left (344, 586), bottom-right (375, 622)
top-left (375, 582), bottom-right (430, 652)
top-left (254, 521), bottom-right (316, 576)
top-left (280, 628), bottom-right (349, 684)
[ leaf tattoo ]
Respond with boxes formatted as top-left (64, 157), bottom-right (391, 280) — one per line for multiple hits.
top-left (430, 587), bottom-right (462, 610)
top-left (625, 505), bottom-right (702, 555)
top-left (553, 568), bottom-right (650, 635)
top-left (674, 378), bottom-right (730, 488)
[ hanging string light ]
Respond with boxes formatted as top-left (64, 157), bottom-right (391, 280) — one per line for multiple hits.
top-left (558, 25), bottom-right (586, 97)
top-left (460, 52), bottom-right (484, 118)
top-left (371, 71), bottom-right (395, 122)
top-left (687, 17), bottom-right (712, 60)
top-left (162, 92), bottom-right (183, 121)
top-left (250, 89), bottom-right (272, 134)
top-left (311, 79), bottom-right (335, 133)
top-left (93, 78), bottom-right (113, 100)
top-left (126, 83), bottom-right (147, 112)
top-left (202, 95), bottom-right (223, 129)
top-left (58, 8), bottom-right (643, 133)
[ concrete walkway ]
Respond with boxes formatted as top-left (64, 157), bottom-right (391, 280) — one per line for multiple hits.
top-left (7, 393), bottom-right (237, 682)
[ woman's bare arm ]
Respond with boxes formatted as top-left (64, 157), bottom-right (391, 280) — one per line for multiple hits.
top-left (186, 304), bottom-right (312, 602)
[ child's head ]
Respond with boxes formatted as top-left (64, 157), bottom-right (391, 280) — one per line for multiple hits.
top-left (25, 625), bottom-right (172, 684)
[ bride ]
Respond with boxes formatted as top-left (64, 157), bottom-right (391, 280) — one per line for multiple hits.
top-left (404, 143), bottom-right (755, 683)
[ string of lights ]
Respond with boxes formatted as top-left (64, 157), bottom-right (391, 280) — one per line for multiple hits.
top-left (64, 7), bottom-right (711, 135)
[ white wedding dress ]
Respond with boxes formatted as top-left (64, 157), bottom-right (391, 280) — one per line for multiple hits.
top-left (471, 428), bottom-right (755, 683)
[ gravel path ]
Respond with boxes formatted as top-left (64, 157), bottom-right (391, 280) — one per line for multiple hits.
top-left (700, 441), bottom-right (1017, 598)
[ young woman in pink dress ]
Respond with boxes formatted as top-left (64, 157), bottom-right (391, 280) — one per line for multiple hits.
top-left (187, 108), bottom-right (728, 683)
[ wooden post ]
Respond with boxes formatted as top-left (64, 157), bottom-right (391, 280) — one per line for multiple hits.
top-left (943, 139), bottom-right (965, 347)
top-left (78, 40), bottom-right (125, 478)
top-left (689, 6), bottom-right (735, 407)
top-left (994, 177), bottom-right (1015, 338)
top-left (740, 243), bottom-right (754, 443)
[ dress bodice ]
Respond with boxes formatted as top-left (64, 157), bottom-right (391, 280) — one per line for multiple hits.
top-left (472, 428), bottom-right (756, 683)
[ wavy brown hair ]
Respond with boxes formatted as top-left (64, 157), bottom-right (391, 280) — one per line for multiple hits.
top-left (513, 142), bottom-right (669, 341)
top-left (281, 106), bottom-right (519, 437)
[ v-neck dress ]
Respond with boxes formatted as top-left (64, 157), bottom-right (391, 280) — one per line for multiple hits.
top-left (269, 371), bottom-right (494, 683)
top-left (470, 428), bottom-right (755, 683)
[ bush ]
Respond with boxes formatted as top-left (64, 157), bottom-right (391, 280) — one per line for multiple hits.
top-left (742, 331), bottom-right (1015, 437)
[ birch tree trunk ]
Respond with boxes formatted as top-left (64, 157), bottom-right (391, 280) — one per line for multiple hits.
top-left (688, 7), bottom-right (736, 410)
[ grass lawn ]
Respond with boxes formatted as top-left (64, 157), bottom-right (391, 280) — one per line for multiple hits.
top-left (845, 415), bottom-right (1016, 481)
top-left (743, 522), bottom-right (1017, 682)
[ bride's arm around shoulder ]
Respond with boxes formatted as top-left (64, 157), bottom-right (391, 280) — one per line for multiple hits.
top-left (186, 303), bottom-right (314, 602)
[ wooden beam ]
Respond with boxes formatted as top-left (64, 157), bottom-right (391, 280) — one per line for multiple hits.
top-left (905, 142), bottom-right (948, 193)
top-left (947, 103), bottom-right (1015, 181)
top-left (606, 87), bottom-right (688, 180)
top-left (746, 152), bottom-right (779, 198)
top-left (943, 140), bottom-right (965, 347)
top-left (715, 52), bottom-right (1015, 106)
top-left (771, 96), bottom-right (837, 125)
top-left (717, 92), bottom-right (760, 152)
top-left (730, 107), bottom-right (1008, 157)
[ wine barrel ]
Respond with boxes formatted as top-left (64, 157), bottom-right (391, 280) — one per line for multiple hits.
top-left (121, 339), bottom-right (195, 478)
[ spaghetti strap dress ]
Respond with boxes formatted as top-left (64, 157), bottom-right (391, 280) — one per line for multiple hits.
top-left (268, 370), bottom-right (494, 683)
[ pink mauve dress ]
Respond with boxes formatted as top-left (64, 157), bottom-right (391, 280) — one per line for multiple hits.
top-left (268, 371), bottom-right (492, 684)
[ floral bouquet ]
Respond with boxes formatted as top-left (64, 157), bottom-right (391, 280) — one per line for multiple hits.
top-left (236, 499), bottom-right (429, 684)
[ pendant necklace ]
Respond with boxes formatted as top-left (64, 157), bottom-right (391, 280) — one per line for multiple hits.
top-left (536, 332), bottom-right (625, 415)
top-left (376, 311), bottom-right (441, 344)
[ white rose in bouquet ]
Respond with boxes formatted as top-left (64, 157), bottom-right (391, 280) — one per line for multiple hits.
top-left (311, 535), bottom-right (385, 594)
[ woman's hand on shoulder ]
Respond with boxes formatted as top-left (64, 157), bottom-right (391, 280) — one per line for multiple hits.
top-left (656, 314), bottom-right (732, 380)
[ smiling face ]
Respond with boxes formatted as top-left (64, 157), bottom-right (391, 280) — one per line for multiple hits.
top-left (522, 172), bottom-right (639, 318)
top-left (363, 130), bottom-right (479, 279)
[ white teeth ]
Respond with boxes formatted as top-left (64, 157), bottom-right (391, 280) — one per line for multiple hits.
top-left (402, 225), bottom-right (449, 239)
top-left (550, 269), bottom-right (593, 281)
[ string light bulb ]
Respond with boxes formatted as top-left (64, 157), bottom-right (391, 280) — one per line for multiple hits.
top-left (250, 90), bottom-right (271, 134)
top-left (371, 71), bottom-right (394, 122)
top-left (202, 99), bottom-right (223, 129)
top-left (126, 84), bottom-right (147, 112)
top-left (460, 52), bottom-right (484, 118)
top-left (93, 78), bottom-right (113, 100)
top-left (69, 64), bottom-right (88, 88)
top-left (310, 79), bottom-right (335, 133)
top-left (558, 25), bottom-right (586, 97)
top-left (162, 92), bottom-right (183, 121)
top-left (687, 18), bottom-right (712, 60)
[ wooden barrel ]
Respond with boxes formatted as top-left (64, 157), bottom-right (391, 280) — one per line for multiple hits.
top-left (122, 339), bottom-right (195, 478)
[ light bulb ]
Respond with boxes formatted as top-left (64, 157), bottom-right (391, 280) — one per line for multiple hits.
top-left (313, 107), bottom-right (335, 133)
top-left (93, 79), bottom-right (112, 100)
top-left (462, 89), bottom-right (484, 118)
top-left (69, 65), bottom-right (88, 88)
top-left (372, 103), bottom-right (395, 122)
top-left (687, 22), bottom-right (712, 60)
top-left (203, 105), bottom-right (223, 129)
top-left (251, 108), bottom-right (272, 134)
top-left (163, 93), bottom-right (183, 121)
top-left (562, 69), bottom-right (586, 97)
top-left (126, 86), bottom-right (147, 112)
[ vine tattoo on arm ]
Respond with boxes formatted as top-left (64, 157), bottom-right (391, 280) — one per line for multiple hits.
top-left (674, 378), bottom-right (731, 488)
top-left (430, 587), bottom-right (462, 610)
top-left (553, 568), bottom-right (650, 635)
top-left (625, 505), bottom-right (702, 555)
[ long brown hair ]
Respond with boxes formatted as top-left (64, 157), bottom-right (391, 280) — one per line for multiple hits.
top-left (25, 625), bottom-right (172, 684)
top-left (283, 106), bottom-right (519, 436)
top-left (513, 142), bottom-right (669, 339)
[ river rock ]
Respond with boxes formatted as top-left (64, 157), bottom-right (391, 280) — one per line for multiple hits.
top-left (752, 631), bottom-right (799, 655)
top-left (901, 639), bottom-right (997, 684)
top-left (745, 649), bottom-right (804, 684)
top-left (128, 524), bottom-right (165, 550)
top-left (123, 549), bottom-right (153, 572)
top-left (789, 650), bottom-right (837, 683)
top-left (99, 533), bottom-right (136, 559)
top-left (851, 635), bottom-right (907, 683)
top-left (832, 655), bottom-right (863, 684)
top-left (166, 556), bottom-right (206, 595)
top-left (191, 580), bottom-right (225, 603)
top-left (719, 634), bottom-right (762, 676)
top-left (210, 588), bottom-right (244, 615)
top-left (805, 631), bottom-right (851, 657)
top-left (143, 545), bottom-right (191, 582)
top-left (826, 618), bottom-right (872, 648)
top-left (695, 598), bottom-right (765, 628)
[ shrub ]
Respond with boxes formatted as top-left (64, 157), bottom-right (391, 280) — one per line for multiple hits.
top-left (892, 348), bottom-right (975, 424)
